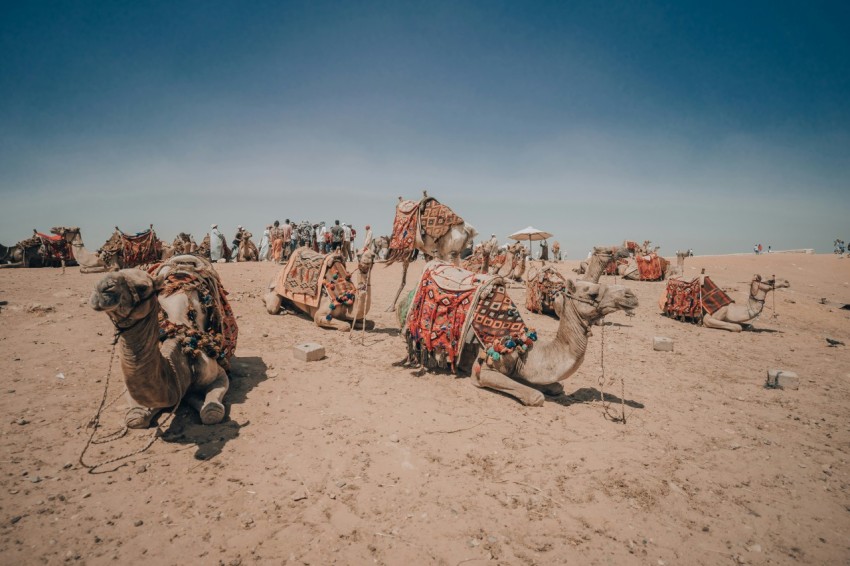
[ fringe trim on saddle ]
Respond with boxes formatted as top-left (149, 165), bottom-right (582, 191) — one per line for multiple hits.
top-left (149, 257), bottom-right (238, 371)
top-left (402, 261), bottom-right (533, 372)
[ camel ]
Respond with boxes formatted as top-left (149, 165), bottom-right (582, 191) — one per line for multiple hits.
top-left (702, 275), bottom-right (789, 332)
top-left (0, 227), bottom-right (80, 268)
top-left (385, 191), bottom-right (478, 310)
top-left (90, 255), bottom-right (237, 428)
top-left (370, 235), bottom-right (390, 260)
top-left (236, 231), bottom-right (259, 262)
top-left (576, 246), bottom-right (631, 283)
top-left (46, 226), bottom-right (114, 273)
top-left (397, 261), bottom-right (638, 406)
top-left (265, 249), bottom-right (375, 330)
top-left (162, 233), bottom-right (198, 260)
top-left (664, 250), bottom-right (691, 279)
top-left (495, 242), bottom-right (528, 281)
top-left (616, 252), bottom-right (669, 281)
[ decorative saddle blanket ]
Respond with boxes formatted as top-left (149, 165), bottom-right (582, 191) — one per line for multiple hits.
top-left (525, 266), bottom-right (567, 313)
top-left (36, 232), bottom-right (73, 261)
top-left (148, 256), bottom-right (238, 371)
top-left (404, 260), bottom-right (532, 369)
top-left (662, 276), bottom-right (733, 319)
top-left (635, 253), bottom-right (667, 281)
top-left (387, 197), bottom-right (465, 263)
top-left (274, 247), bottom-right (356, 308)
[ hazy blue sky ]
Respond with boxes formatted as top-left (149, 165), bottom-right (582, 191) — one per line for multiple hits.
top-left (1, 1), bottom-right (848, 256)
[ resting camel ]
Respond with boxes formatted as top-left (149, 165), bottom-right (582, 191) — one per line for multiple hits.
top-left (369, 235), bottom-right (390, 260)
top-left (265, 249), bottom-right (375, 330)
top-left (236, 231), bottom-right (259, 262)
top-left (90, 255), bottom-right (237, 428)
top-left (576, 246), bottom-right (631, 283)
top-left (703, 275), bottom-right (790, 332)
top-left (0, 227), bottom-right (80, 268)
top-left (397, 264), bottom-right (638, 406)
top-left (161, 233), bottom-right (198, 260)
top-left (385, 191), bottom-right (478, 310)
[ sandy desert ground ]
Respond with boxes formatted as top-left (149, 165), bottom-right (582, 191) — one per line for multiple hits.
top-left (1, 252), bottom-right (849, 565)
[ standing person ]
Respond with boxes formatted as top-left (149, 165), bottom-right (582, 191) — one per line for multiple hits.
top-left (753, 244), bottom-right (759, 254)
top-left (210, 224), bottom-right (226, 262)
top-left (319, 223), bottom-right (329, 253)
top-left (330, 220), bottom-right (344, 251)
top-left (552, 241), bottom-right (561, 261)
top-left (767, 244), bottom-right (772, 253)
top-left (349, 225), bottom-right (357, 260)
top-left (539, 239), bottom-right (549, 261)
top-left (258, 225), bottom-right (271, 261)
top-left (270, 220), bottom-right (282, 262)
top-left (342, 223), bottom-right (352, 260)
top-left (758, 243), bottom-right (763, 254)
top-left (231, 225), bottom-right (245, 262)
top-left (361, 224), bottom-right (373, 254)
top-left (287, 220), bottom-right (297, 254)
top-left (280, 219), bottom-right (293, 260)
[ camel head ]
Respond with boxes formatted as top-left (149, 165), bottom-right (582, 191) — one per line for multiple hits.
top-left (751, 275), bottom-right (790, 295)
top-left (90, 269), bottom-right (160, 324)
top-left (357, 248), bottom-right (375, 275)
top-left (554, 279), bottom-right (639, 324)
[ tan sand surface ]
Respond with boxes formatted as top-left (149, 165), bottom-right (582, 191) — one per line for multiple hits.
top-left (1, 253), bottom-right (849, 565)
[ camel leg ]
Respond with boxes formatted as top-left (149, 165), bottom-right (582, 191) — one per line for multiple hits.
top-left (184, 368), bottom-right (229, 424)
top-left (702, 313), bottom-right (742, 332)
top-left (124, 392), bottom-right (158, 429)
top-left (264, 292), bottom-right (282, 315)
top-left (472, 366), bottom-right (544, 407)
top-left (386, 262), bottom-right (409, 312)
top-left (314, 308), bottom-right (352, 330)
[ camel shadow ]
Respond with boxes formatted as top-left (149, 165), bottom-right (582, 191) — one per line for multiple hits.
top-left (550, 386), bottom-right (645, 409)
top-left (161, 356), bottom-right (268, 461)
top-left (746, 327), bottom-right (782, 334)
top-left (370, 326), bottom-right (400, 337)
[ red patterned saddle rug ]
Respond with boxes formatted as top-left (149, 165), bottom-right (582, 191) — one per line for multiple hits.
top-left (662, 276), bottom-right (733, 321)
top-left (404, 260), bottom-right (531, 369)
top-left (36, 232), bottom-right (73, 261)
top-left (387, 197), bottom-right (465, 264)
top-left (115, 228), bottom-right (161, 267)
top-left (525, 267), bottom-right (567, 313)
top-left (636, 253), bottom-right (666, 281)
top-left (148, 256), bottom-right (238, 371)
top-left (275, 247), bottom-right (355, 308)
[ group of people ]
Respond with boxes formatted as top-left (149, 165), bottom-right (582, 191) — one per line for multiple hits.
top-left (209, 220), bottom-right (374, 263)
top-left (753, 243), bottom-right (771, 255)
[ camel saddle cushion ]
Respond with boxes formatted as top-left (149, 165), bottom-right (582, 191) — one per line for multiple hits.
top-left (387, 197), bottom-right (465, 263)
top-left (274, 247), bottom-right (355, 308)
top-left (36, 232), bottom-right (74, 261)
top-left (525, 266), bottom-right (567, 313)
top-left (404, 260), bottom-right (530, 369)
top-left (635, 253), bottom-right (666, 280)
top-left (663, 275), bottom-right (733, 319)
top-left (149, 256), bottom-right (238, 370)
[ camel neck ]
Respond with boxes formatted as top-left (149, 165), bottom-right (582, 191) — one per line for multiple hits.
top-left (555, 296), bottom-right (590, 358)
top-left (583, 254), bottom-right (608, 283)
top-left (114, 300), bottom-right (187, 409)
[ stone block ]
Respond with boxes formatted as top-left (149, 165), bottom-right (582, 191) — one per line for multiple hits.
top-left (293, 343), bottom-right (325, 362)
top-left (653, 336), bottom-right (674, 352)
top-left (766, 369), bottom-right (799, 390)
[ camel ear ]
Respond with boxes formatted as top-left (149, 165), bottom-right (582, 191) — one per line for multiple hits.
top-left (754, 274), bottom-right (762, 282)
top-left (565, 279), bottom-right (576, 294)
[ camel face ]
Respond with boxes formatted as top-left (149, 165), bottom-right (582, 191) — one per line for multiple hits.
top-left (90, 270), bottom-right (157, 320)
top-left (554, 281), bottom-right (638, 323)
top-left (596, 284), bottom-right (639, 316)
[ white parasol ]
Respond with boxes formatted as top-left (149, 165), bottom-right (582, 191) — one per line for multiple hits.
top-left (508, 226), bottom-right (553, 254)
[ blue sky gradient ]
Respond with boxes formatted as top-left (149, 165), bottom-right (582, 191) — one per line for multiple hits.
top-left (2, 1), bottom-right (848, 256)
